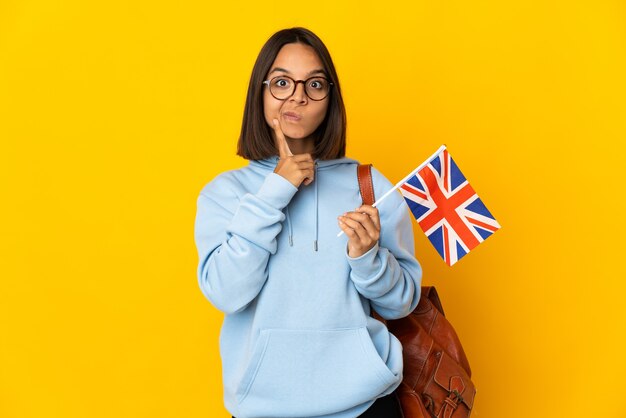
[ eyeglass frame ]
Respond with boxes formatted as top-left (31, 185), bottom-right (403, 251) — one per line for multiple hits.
top-left (262, 75), bottom-right (334, 101)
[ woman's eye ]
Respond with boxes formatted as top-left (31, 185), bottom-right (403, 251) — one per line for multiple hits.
top-left (275, 79), bottom-right (291, 88)
top-left (308, 79), bottom-right (325, 89)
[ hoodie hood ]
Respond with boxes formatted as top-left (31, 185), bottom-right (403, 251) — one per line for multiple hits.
top-left (249, 155), bottom-right (360, 171)
top-left (249, 155), bottom-right (360, 252)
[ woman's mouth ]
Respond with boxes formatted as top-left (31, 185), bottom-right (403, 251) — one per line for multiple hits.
top-left (282, 112), bottom-right (302, 122)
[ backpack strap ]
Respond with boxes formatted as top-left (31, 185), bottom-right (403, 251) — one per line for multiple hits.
top-left (357, 163), bottom-right (387, 324)
top-left (357, 164), bottom-right (375, 206)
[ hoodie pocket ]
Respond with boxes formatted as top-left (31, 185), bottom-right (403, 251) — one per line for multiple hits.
top-left (236, 326), bottom-right (398, 417)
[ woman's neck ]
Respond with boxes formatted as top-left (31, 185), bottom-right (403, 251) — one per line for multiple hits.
top-left (285, 135), bottom-right (316, 156)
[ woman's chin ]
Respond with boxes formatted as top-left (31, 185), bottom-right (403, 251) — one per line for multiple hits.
top-left (284, 130), bottom-right (311, 140)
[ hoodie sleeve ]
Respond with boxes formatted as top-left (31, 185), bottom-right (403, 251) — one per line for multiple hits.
top-left (194, 172), bottom-right (298, 315)
top-left (345, 167), bottom-right (423, 320)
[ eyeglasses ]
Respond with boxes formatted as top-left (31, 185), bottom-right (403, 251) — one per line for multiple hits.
top-left (262, 75), bottom-right (334, 101)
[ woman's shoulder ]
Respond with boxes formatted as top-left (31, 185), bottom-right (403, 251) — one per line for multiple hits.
top-left (198, 166), bottom-right (250, 200)
top-left (335, 157), bottom-right (395, 197)
top-left (369, 165), bottom-right (394, 189)
top-left (366, 164), bottom-right (405, 213)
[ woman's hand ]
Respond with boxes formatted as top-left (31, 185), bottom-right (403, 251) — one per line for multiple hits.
top-left (338, 205), bottom-right (381, 258)
top-left (272, 118), bottom-right (315, 187)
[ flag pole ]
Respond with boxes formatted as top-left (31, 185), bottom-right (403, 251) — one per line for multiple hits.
top-left (337, 144), bottom-right (447, 237)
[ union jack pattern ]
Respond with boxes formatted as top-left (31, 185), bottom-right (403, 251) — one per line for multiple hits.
top-left (399, 147), bottom-right (500, 266)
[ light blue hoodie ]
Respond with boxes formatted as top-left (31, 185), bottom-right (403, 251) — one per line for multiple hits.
top-left (194, 155), bottom-right (422, 418)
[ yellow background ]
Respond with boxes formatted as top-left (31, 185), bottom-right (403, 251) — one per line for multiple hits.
top-left (2, 1), bottom-right (625, 417)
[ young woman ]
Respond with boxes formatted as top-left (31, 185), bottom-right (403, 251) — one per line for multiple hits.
top-left (194, 27), bottom-right (422, 418)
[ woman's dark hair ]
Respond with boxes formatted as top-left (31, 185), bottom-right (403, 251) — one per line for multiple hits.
top-left (237, 27), bottom-right (346, 160)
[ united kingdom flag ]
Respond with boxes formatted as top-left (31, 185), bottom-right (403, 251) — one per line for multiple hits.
top-left (399, 146), bottom-right (501, 266)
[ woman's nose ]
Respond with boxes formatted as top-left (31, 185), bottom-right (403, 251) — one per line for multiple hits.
top-left (289, 82), bottom-right (307, 103)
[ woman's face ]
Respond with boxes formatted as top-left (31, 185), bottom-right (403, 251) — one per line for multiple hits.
top-left (263, 43), bottom-right (330, 146)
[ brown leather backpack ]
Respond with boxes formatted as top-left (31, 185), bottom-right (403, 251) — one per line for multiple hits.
top-left (357, 164), bottom-right (476, 418)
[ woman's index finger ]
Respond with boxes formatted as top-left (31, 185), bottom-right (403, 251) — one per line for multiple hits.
top-left (272, 118), bottom-right (293, 157)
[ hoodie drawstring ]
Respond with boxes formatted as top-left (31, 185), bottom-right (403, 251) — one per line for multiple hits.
top-left (314, 162), bottom-right (319, 252)
top-left (284, 160), bottom-right (320, 251)
top-left (286, 206), bottom-right (293, 246)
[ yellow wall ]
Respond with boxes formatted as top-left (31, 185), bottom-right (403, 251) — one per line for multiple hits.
top-left (2, 1), bottom-right (625, 417)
